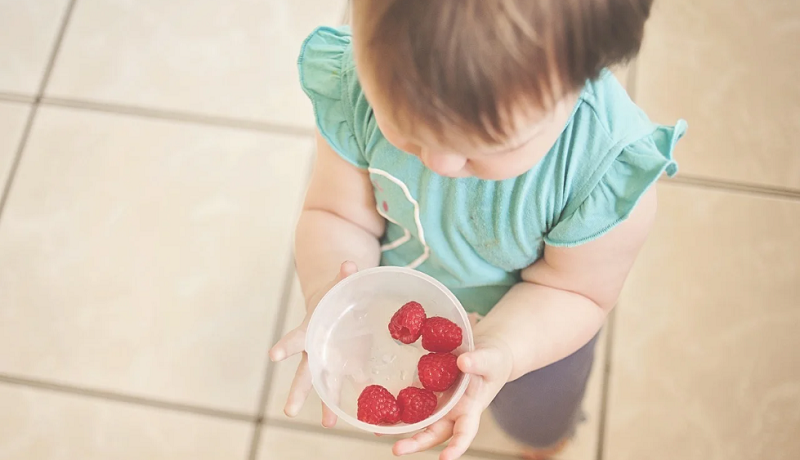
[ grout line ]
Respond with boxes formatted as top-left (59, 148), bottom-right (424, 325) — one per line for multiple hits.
top-left (40, 96), bottom-right (315, 138)
top-left (36, 0), bottom-right (78, 98)
top-left (266, 418), bottom-right (403, 447)
top-left (0, 0), bottom-right (77, 224)
top-left (246, 254), bottom-right (299, 460)
top-left (0, 92), bottom-right (35, 104)
top-left (247, 420), bottom-right (262, 460)
top-left (256, 257), bottom-right (296, 412)
top-left (22, 41), bottom-right (800, 206)
top-left (35, 0), bottom-right (314, 142)
top-left (0, 105), bottom-right (37, 222)
top-left (595, 309), bottom-right (617, 460)
top-left (264, 418), bottom-right (517, 460)
top-left (466, 449), bottom-right (522, 460)
top-left (40, 99), bottom-right (800, 206)
top-left (246, 422), bottom-right (264, 460)
top-left (664, 175), bottom-right (800, 201)
top-left (246, 147), bottom-right (315, 460)
top-left (626, 56), bottom-right (800, 201)
top-left (0, 374), bottom-right (255, 423)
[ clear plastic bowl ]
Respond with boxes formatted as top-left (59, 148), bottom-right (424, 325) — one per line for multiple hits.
top-left (305, 266), bottom-right (474, 434)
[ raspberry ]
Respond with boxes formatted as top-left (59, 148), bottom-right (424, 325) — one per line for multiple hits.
top-left (418, 352), bottom-right (461, 392)
top-left (388, 301), bottom-right (427, 344)
top-left (357, 385), bottom-right (400, 425)
top-left (421, 317), bottom-right (463, 353)
top-left (397, 386), bottom-right (438, 424)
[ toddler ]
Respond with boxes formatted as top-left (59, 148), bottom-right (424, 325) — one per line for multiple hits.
top-left (270, 1), bottom-right (686, 459)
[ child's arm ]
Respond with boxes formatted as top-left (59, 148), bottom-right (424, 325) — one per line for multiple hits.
top-left (295, 132), bottom-right (384, 302)
top-left (479, 186), bottom-right (657, 379)
top-left (270, 131), bottom-right (384, 425)
top-left (394, 188), bottom-right (658, 460)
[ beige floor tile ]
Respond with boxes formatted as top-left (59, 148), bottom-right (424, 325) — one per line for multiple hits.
top-left (0, 0), bottom-right (68, 96)
top-left (0, 106), bottom-right (312, 414)
top-left (268, 279), bottom-right (605, 459)
top-left (635, 0), bottom-right (800, 190)
top-left (0, 383), bottom-right (250, 460)
top-left (46, 0), bottom-right (346, 128)
top-left (258, 426), bottom-right (486, 460)
top-left (605, 184), bottom-right (800, 460)
top-left (0, 102), bottom-right (31, 186)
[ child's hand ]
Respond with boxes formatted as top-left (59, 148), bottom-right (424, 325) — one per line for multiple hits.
top-left (393, 334), bottom-right (514, 460)
top-left (268, 261), bottom-right (358, 428)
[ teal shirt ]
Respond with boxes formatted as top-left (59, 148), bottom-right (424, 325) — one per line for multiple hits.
top-left (300, 26), bottom-right (686, 316)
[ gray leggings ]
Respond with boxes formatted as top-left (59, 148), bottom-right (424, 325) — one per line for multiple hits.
top-left (489, 333), bottom-right (600, 448)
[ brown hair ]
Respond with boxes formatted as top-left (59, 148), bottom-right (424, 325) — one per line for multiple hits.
top-left (352, 0), bottom-right (653, 144)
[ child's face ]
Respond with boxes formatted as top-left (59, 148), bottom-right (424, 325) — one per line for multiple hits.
top-left (360, 73), bottom-right (579, 181)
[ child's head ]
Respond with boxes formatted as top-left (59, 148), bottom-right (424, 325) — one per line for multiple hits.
top-left (352, 0), bottom-right (653, 180)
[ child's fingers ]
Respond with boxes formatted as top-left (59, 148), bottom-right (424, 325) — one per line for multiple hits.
top-left (440, 414), bottom-right (480, 460)
top-left (457, 348), bottom-right (502, 378)
top-left (321, 402), bottom-right (338, 428)
top-left (269, 327), bottom-right (306, 362)
top-left (284, 354), bottom-right (313, 417)
top-left (278, 262), bottom-right (358, 420)
top-left (337, 261), bottom-right (358, 279)
top-left (320, 368), bottom-right (341, 428)
top-left (467, 313), bottom-right (483, 329)
top-left (272, 262), bottom-right (357, 362)
top-left (304, 261), bottom-right (359, 312)
top-left (393, 419), bottom-right (453, 456)
top-left (457, 348), bottom-right (507, 381)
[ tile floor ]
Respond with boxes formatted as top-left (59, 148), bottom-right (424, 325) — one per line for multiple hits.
top-left (0, 1), bottom-right (797, 459)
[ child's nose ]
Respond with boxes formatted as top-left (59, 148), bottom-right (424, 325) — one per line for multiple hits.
top-left (421, 149), bottom-right (467, 177)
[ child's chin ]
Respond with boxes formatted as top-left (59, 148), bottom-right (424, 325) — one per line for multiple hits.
top-left (471, 170), bottom-right (526, 181)
top-left (438, 168), bottom-right (522, 181)
top-left (439, 171), bottom-right (471, 179)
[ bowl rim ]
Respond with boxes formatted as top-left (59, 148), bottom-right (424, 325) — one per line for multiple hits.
top-left (305, 266), bottom-right (475, 434)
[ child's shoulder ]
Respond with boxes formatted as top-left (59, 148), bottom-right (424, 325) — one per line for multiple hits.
top-left (542, 71), bottom-right (687, 247)
top-left (298, 26), bottom-right (375, 169)
top-left (299, 26), bottom-right (356, 79)
top-left (575, 69), bottom-right (655, 142)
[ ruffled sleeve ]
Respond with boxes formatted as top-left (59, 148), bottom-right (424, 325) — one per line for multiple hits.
top-left (544, 120), bottom-right (687, 247)
top-left (298, 26), bottom-right (368, 169)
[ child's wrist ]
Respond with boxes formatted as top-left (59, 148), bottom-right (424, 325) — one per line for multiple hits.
top-left (472, 331), bottom-right (516, 383)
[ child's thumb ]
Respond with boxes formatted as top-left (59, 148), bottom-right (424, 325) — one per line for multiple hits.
top-left (457, 348), bottom-right (503, 377)
top-left (336, 261), bottom-right (358, 281)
